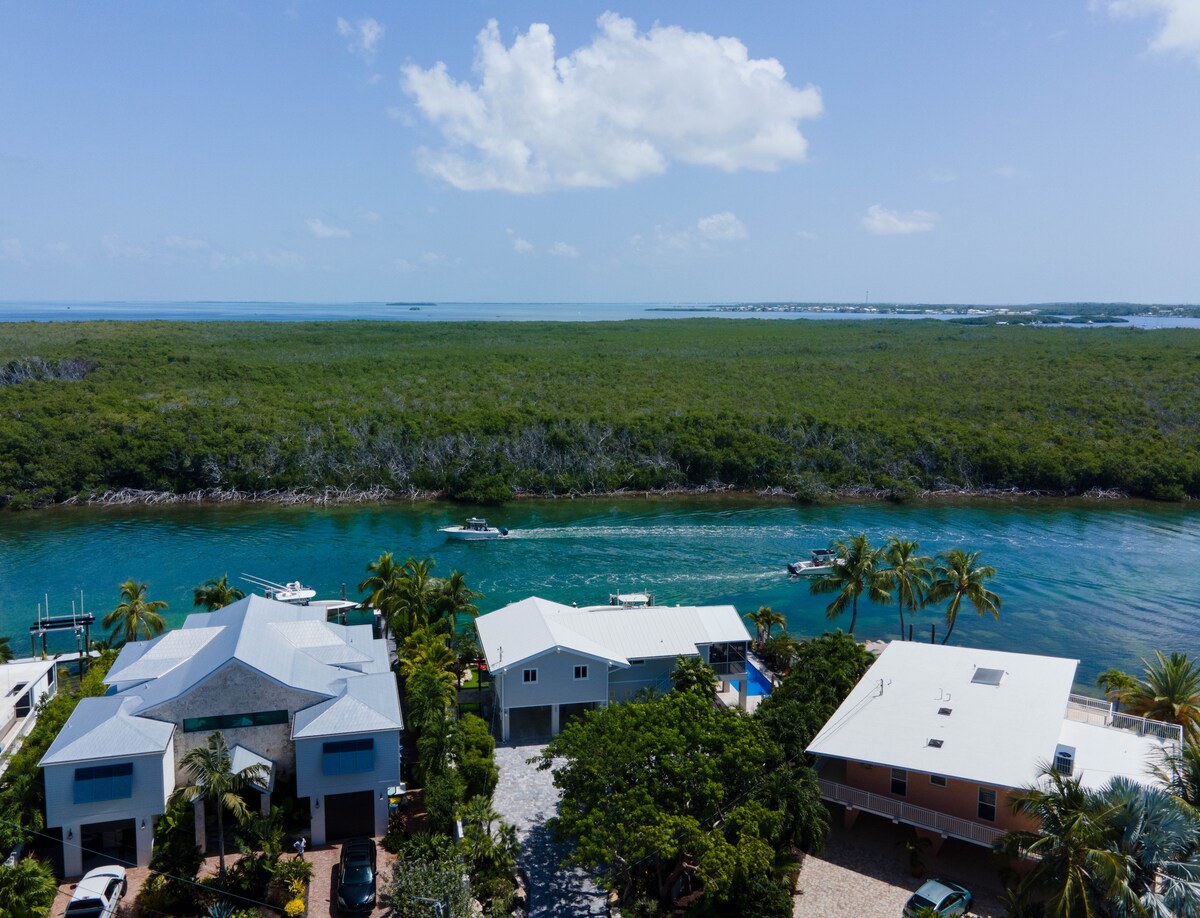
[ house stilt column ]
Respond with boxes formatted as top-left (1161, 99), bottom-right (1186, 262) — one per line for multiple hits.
top-left (550, 704), bottom-right (560, 736)
top-left (62, 824), bottom-right (83, 878)
top-left (311, 796), bottom-right (326, 846)
top-left (135, 816), bottom-right (154, 867)
top-left (194, 800), bottom-right (206, 851)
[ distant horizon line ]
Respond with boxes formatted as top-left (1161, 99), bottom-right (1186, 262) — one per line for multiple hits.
top-left (2, 299), bottom-right (1198, 308)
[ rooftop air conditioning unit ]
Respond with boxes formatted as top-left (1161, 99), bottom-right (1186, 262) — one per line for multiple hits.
top-left (1053, 749), bottom-right (1075, 776)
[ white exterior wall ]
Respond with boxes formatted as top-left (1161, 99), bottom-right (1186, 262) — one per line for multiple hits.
top-left (294, 729), bottom-right (401, 845)
top-left (45, 738), bottom-right (175, 876)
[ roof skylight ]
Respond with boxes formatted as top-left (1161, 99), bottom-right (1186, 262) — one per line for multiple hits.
top-left (937, 707), bottom-right (952, 716)
top-left (972, 667), bottom-right (1006, 686)
top-left (927, 738), bottom-right (944, 748)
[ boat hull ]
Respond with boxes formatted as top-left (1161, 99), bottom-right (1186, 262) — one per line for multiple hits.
top-left (440, 527), bottom-right (507, 541)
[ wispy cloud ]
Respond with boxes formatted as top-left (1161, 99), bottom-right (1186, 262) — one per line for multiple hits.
top-left (1104, 0), bottom-right (1200, 62)
top-left (550, 241), bottom-right (579, 258)
top-left (506, 229), bottom-right (534, 254)
top-left (307, 218), bottom-right (351, 239)
top-left (697, 211), bottom-right (747, 242)
top-left (402, 13), bottom-right (822, 193)
top-left (337, 17), bottom-right (385, 62)
top-left (861, 205), bottom-right (938, 236)
top-left (1, 237), bottom-right (26, 263)
top-left (991, 164), bottom-right (1024, 179)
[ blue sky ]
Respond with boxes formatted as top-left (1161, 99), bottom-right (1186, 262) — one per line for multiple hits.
top-left (1, 1), bottom-right (1198, 304)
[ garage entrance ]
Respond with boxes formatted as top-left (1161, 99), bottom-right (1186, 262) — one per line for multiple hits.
top-left (559, 702), bottom-right (598, 731)
top-left (324, 790), bottom-right (375, 841)
top-left (508, 705), bottom-right (552, 743)
top-left (81, 818), bottom-right (136, 871)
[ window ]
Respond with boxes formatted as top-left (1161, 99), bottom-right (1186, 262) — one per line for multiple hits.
top-left (74, 763), bottom-right (133, 804)
top-left (929, 774), bottom-right (948, 788)
top-left (573, 665), bottom-right (588, 680)
top-left (522, 668), bottom-right (538, 684)
top-left (322, 738), bottom-right (375, 775)
top-left (978, 787), bottom-right (997, 822)
top-left (890, 768), bottom-right (907, 797)
top-left (182, 710), bottom-right (288, 733)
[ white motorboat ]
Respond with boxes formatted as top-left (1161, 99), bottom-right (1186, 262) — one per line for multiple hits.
top-left (439, 517), bottom-right (510, 541)
top-left (241, 573), bottom-right (318, 603)
top-left (787, 549), bottom-right (839, 576)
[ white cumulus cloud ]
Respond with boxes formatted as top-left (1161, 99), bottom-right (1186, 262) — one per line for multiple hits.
top-left (307, 218), bottom-right (351, 239)
top-left (550, 241), bottom-right (579, 258)
top-left (1105, 0), bottom-right (1200, 61)
top-left (337, 17), bottom-right (385, 62)
top-left (401, 13), bottom-right (823, 193)
top-left (861, 205), bottom-right (938, 236)
top-left (697, 211), bottom-right (747, 241)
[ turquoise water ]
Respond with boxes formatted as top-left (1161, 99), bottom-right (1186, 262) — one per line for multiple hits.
top-left (0, 497), bottom-right (1197, 686)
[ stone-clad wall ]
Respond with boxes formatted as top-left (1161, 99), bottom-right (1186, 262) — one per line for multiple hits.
top-left (144, 660), bottom-right (327, 781)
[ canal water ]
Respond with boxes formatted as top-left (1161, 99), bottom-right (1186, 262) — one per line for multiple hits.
top-left (1, 497), bottom-right (1197, 687)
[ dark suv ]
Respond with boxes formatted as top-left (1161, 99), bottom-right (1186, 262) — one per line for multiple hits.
top-left (336, 837), bottom-right (378, 914)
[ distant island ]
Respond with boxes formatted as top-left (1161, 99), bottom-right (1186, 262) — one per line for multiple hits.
top-left (648, 301), bottom-right (1198, 320)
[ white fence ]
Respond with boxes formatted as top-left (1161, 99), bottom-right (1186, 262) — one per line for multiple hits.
top-left (817, 778), bottom-right (1005, 847)
top-left (1065, 693), bottom-right (1182, 743)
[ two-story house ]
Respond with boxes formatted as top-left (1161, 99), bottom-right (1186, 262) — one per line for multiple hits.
top-left (475, 596), bottom-right (752, 742)
top-left (39, 595), bottom-right (403, 876)
top-left (806, 642), bottom-right (1180, 852)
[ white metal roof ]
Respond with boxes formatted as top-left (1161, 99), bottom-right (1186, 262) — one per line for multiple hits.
top-left (806, 642), bottom-right (1083, 790)
top-left (292, 672), bottom-right (404, 738)
top-left (40, 696), bottom-right (174, 766)
top-left (475, 596), bottom-right (751, 673)
top-left (1054, 718), bottom-right (1166, 791)
top-left (229, 744), bottom-right (274, 792)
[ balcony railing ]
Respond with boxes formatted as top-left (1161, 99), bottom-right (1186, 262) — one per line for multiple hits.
top-left (1065, 693), bottom-right (1183, 743)
top-left (817, 778), bottom-right (1005, 848)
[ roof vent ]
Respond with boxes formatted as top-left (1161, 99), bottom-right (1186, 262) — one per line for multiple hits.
top-left (972, 667), bottom-right (1006, 686)
top-left (937, 707), bottom-right (952, 716)
top-left (927, 738), bottom-right (944, 748)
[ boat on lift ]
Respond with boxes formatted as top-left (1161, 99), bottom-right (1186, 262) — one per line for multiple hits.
top-left (240, 574), bottom-right (317, 603)
top-left (787, 549), bottom-right (840, 576)
top-left (439, 517), bottom-right (510, 541)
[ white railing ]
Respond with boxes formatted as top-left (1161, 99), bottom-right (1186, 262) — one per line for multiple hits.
top-left (1064, 694), bottom-right (1183, 743)
top-left (817, 778), bottom-right (1004, 848)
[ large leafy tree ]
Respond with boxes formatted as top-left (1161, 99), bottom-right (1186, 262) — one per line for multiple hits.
top-left (809, 533), bottom-right (890, 635)
top-left (880, 536), bottom-right (930, 640)
top-left (1102, 652), bottom-right (1200, 741)
top-left (192, 574), bottom-right (245, 611)
top-left (102, 579), bottom-right (168, 644)
top-left (926, 548), bottom-right (1000, 644)
top-left (0, 856), bottom-right (59, 918)
top-left (169, 731), bottom-right (270, 885)
top-left (537, 691), bottom-right (827, 909)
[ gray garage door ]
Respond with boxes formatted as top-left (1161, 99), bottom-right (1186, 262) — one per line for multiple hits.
top-left (509, 705), bottom-right (552, 743)
top-left (325, 790), bottom-right (375, 841)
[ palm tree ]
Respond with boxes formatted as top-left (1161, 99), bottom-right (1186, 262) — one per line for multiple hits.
top-left (1096, 776), bottom-right (1200, 917)
top-left (102, 580), bottom-right (168, 644)
top-left (998, 768), bottom-right (1133, 918)
top-left (743, 606), bottom-right (786, 645)
top-left (169, 731), bottom-right (270, 885)
top-left (1154, 740), bottom-right (1200, 808)
top-left (192, 574), bottom-right (245, 611)
top-left (0, 635), bottom-right (13, 663)
top-left (405, 659), bottom-right (458, 733)
top-left (880, 536), bottom-right (930, 640)
top-left (926, 549), bottom-right (1000, 645)
top-left (399, 626), bottom-right (461, 681)
top-left (1116, 652), bottom-right (1200, 741)
top-left (0, 855), bottom-right (59, 918)
top-left (358, 550), bottom-right (405, 630)
top-left (432, 570), bottom-right (482, 627)
top-left (809, 533), bottom-right (890, 635)
top-left (460, 794), bottom-right (501, 835)
top-left (670, 655), bottom-right (718, 696)
top-left (381, 556), bottom-right (439, 640)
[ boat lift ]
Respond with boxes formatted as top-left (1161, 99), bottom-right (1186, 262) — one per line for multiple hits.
top-left (28, 592), bottom-right (94, 676)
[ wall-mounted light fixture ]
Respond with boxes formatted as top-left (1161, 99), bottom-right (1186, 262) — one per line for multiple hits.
top-left (67, 828), bottom-right (73, 840)
top-left (379, 790), bottom-right (385, 801)
top-left (314, 799), bottom-right (320, 810)
top-left (140, 819), bottom-right (146, 830)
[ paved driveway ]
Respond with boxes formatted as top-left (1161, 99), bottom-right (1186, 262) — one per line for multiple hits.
top-left (493, 743), bottom-right (607, 917)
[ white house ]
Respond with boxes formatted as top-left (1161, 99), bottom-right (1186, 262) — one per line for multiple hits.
top-left (0, 657), bottom-right (58, 769)
top-left (806, 642), bottom-right (1180, 851)
top-left (475, 596), bottom-right (753, 742)
top-left (40, 595), bottom-right (403, 876)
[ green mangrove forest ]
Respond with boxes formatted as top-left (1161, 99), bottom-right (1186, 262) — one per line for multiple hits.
top-left (2, 318), bottom-right (1199, 508)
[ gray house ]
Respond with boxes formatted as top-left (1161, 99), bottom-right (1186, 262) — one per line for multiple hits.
top-left (40, 596), bottom-right (402, 876)
top-left (475, 596), bottom-right (752, 742)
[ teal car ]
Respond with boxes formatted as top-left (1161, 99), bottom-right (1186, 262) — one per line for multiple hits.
top-left (903, 878), bottom-right (972, 917)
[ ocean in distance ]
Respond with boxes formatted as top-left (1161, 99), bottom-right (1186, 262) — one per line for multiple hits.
top-left (3, 300), bottom-right (1200, 328)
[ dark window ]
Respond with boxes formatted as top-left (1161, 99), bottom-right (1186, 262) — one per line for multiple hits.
top-left (978, 787), bottom-right (997, 822)
top-left (522, 668), bottom-right (538, 684)
top-left (929, 774), bottom-right (948, 788)
top-left (322, 738), bottom-right (375, 775)
top-left (573, 665), bottom-right (588, 680)
top-left (182, 710), bottom-right (288, 733)
top-left (74, 763), bottom-right (134, 803)
top-left (891, 768), bottom-right (907, 796)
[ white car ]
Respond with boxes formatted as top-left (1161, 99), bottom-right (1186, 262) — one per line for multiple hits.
top-left (65, 864), bottom-right (127, 918)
